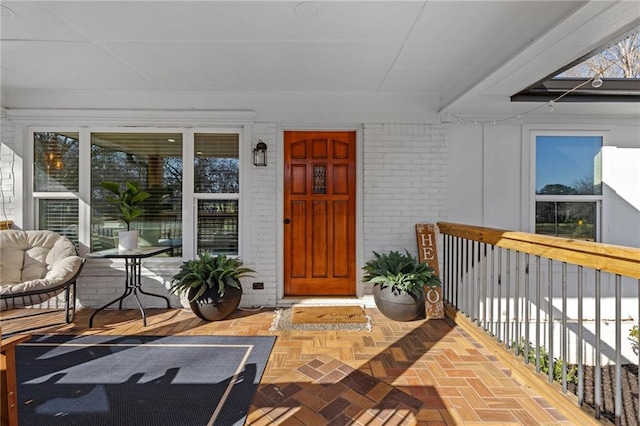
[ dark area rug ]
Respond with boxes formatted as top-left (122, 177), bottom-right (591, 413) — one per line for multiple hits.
top-left (16, 334), bottom-right (276, 426)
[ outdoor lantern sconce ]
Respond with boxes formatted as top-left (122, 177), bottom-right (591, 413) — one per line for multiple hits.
top-left (253, 140), bottom-right (267, 167)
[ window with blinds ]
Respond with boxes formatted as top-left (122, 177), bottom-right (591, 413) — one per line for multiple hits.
top-left (91, 133), bottom-right (183, 254)
top-left (194, 133), bottom-right (240, 255)
top-left (33, 132), bottom-right (80, 246)
top-left (38, 199), bottom-right (79, 244)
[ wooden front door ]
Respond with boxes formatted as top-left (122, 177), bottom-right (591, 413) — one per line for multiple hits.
top-left (284, 131), bottom-right (356, 296)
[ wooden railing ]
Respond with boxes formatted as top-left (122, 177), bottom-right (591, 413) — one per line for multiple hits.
top-left (437, 222), bottom-right (640, 424)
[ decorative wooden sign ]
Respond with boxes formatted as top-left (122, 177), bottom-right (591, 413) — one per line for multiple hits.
top-left (416, 224), bottom-right (444, 319)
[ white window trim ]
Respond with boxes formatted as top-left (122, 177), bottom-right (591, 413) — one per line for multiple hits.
top-left (529, 129), bottom-right (605, 242)
top-left (188, 127), bottom-right (246, 259)
top-left (29, 128), bottom-right (82, 236)
top-left (28, 123), bottom-right (252, 260)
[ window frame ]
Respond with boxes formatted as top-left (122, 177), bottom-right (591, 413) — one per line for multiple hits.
top-left (189, 128), bottom-right (245, 257)
top-left (30, 129), bottom-right (84, 237)
top-left (29, 125), bottom-right (249, 260)
top-left (531, 130), bottom-right (604, 242)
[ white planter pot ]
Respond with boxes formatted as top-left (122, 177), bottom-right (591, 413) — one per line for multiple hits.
top-left (118, 230), bottom-right (138, 250)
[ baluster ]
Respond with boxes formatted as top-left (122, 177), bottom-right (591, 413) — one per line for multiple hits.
top-left (481, 243), bottom-right (487, 330)
top-left (578, 266), bottom-right (584, 406)
top-left (455, 237), bottom-right (460, 309)
top-left (524, 254), bottom-right (530, 364)
top-left (514, 251), bottom-right (520, 356)
top-left (615, 274), bottom-right (622, 424)
top-left (536, 255), bottom-right (541, 373)
top-left (505, 250), bottom-right (511, 349)
top-left (490, 245), bottom-right (495, 337)
top-left (497, 247), bottom-right (502, 343)
top-left (595, 270), bottom-right (602, 419)
top-left (471, 241), bottom-right (475, 320)
top-left (561, 262), bottom-right (567, 393)
top-left (548, 259), bottom-right (554, 384)
top-left (443, 234), bottom-right (449, 303)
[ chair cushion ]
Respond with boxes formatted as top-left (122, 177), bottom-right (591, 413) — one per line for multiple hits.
top-left (0, 230), bottom-right (82, 294)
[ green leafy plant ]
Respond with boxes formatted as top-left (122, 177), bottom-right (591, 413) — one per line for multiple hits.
top-left (169, 253), bottom-right (255, 302)
top-left (100, 180), bottom-right (151, 231)
top-left (361, 250), bottom-right (441, 298)
top-left (514, 338), bottom-right (578, 385)
top-left (629, 325), bottom-right (639, 355)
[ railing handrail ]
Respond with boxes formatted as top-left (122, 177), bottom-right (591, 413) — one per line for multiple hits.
top-left (437, 222), bottom-right (640, 279)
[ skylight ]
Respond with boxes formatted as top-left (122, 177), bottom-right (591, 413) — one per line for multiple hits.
top-left (512, 27), bottom-right (640, 102)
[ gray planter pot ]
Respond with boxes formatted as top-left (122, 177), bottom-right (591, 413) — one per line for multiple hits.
top-left (372, 284), bottom-right (425, 321)
top-left (188, 285), bottom-right (242, 321)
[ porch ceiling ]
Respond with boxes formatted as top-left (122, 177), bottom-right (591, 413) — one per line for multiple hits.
top-left (1, 1), bottom-right (639, 119)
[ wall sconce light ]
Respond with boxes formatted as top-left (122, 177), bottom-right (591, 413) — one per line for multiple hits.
top-left (253, 140), bottom-right (267, 167)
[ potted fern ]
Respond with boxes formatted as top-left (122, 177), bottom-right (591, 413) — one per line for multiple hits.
top-left (169, 253), bottom-right (255, 321)
top-left (100, 180), bottom-right (151, 250)
top-left (362, 250), bottom-right (441, 321)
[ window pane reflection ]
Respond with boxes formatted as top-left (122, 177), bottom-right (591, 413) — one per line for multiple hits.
top-left (535, 201), bottom-right (596, 241)
top-left (197, 200), bottom-right (238, 255)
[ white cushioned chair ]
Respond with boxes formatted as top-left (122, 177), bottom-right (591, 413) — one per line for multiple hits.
top-left (0, 230), bottom-right (85, 323)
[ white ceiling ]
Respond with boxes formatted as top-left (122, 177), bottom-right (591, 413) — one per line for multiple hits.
top-left (1, 1), bottom-right (639, 121)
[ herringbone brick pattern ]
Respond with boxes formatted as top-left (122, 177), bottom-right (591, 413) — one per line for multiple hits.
top-left (1, 307), bottom-right (597, 425)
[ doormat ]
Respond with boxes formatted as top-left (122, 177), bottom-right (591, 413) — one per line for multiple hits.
top-left (270, 306), bottom-right (372, 331)
top-left (292, 305), bottom-right (368, 324)
top-left (16, 334), bottom-right (276, 426)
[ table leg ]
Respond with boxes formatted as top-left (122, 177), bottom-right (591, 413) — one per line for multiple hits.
top-left (88, 260), bottom-right (136, 328)
top-left (88, 285), bottom-right (132, 328)
top-left (136, 257), bottom-right (171, 308)
top-left (89, 253), bottom-right (172, 328)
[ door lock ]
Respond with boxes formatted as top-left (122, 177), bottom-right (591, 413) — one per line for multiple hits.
top-left (284, 218), bottom-right (291, 224)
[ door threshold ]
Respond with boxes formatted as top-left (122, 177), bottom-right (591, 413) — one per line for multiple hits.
top-left (278, 295), bottom-right (376, 308)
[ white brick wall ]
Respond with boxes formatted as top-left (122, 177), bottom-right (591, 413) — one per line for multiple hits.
top-left (363, 123), bottom-right (448, 258)
top-left (77, 259), bottom-right (181, 310)
top-left (3, 120), bottom-right (451, 312)
top-left (243, 123), bottom-right (278, 307)
top-left (0, 114), bottom-right (16, 225)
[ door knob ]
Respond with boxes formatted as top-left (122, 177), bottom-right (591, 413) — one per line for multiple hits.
top-left (284, 218), bottom-right (291, 224)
